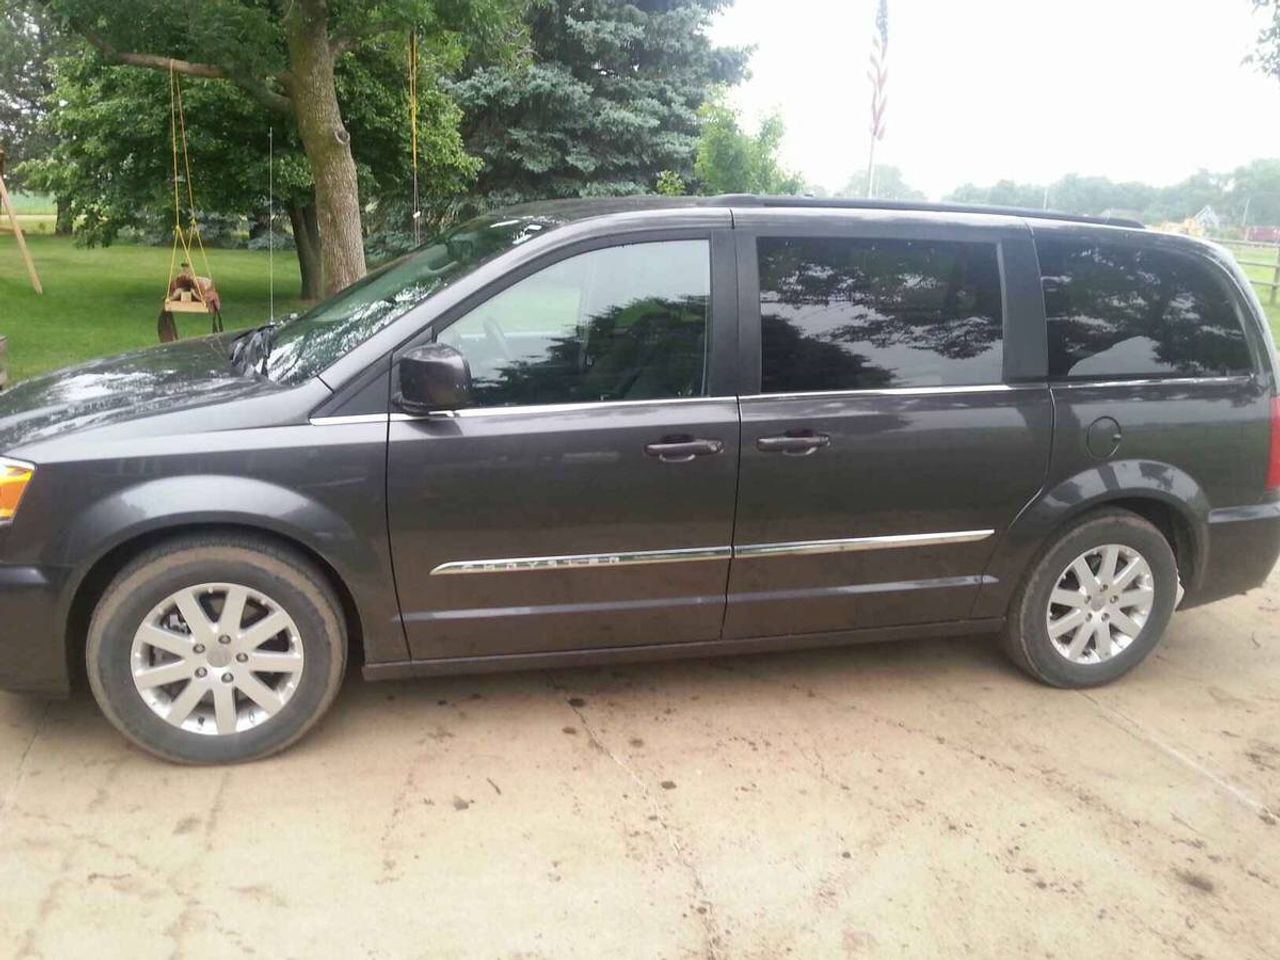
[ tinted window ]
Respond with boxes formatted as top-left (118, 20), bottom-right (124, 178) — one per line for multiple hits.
top-left (438, 240), bottom-right (709, 407)
top-left (1038, 239), bottom-right (1253, 380)
top-left (758, 236), bottom-right (1004, 393)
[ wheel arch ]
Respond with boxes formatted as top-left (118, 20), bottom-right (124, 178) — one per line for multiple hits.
top-left (63, 521), bottom-right (368, 693)
top-left (973, 459), bottom-right (1210, 619)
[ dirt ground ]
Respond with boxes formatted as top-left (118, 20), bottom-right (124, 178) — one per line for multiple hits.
top-left (2, 565), bottom-right (1278, 960)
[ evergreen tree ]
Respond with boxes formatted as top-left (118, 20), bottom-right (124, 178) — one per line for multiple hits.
top-left (450, 0), bottom-right (747, 208)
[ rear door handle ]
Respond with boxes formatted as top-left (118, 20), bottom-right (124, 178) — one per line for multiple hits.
top-left (644, 437), bottom-right (724, 463)
top-left (756, 431), bottom-right (831, 456)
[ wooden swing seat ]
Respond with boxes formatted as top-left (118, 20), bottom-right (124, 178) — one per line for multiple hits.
top-left (162, 297), bottom-right (214, 314)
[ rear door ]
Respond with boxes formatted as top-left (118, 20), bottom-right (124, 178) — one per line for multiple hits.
top-left (726, 210), bottom-right (1053, 639)
top-left (386, 225), bottom-right (742, 662)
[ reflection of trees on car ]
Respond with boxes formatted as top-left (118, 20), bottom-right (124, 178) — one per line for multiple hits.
top-left (761, 315), bottom-right (895, 392)
top-left (470, 295), bottom-right (709, 406)
top-left (1040, 241), bottom-right (1253, 378)
top-left (758, 237), bottom-right (1004, 391)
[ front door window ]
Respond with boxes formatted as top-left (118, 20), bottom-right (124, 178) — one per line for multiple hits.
top-left (437, 240), bottom-right (711, 407)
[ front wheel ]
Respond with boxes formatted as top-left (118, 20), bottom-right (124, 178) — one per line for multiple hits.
top-left (87, 535), bottom-right (347, 764)
top-left (1004, 509), bottom-right (1179, 688)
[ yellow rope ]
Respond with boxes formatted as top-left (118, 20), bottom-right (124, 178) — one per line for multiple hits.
top-left (409, 32), bottom-right (420, 244)
top-left (164, 61), bottom-right (213, 308)
top-left (165, 64), bottom-right (182, 300)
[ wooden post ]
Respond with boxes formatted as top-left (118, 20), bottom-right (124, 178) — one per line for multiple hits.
top-left (0, 168), bottom-right (43, 295)
top-left (1272, 243), bottom-right (1279, 306)
top-left (0, 334), bottom-right (8, 391)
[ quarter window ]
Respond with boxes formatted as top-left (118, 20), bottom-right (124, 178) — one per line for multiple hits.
top-left (438, 240), bottom-right (710, 407)
top-left (757, 236), bottom-right (1005, 393)
top-left (1038, 238), bottom-right (1253, 380)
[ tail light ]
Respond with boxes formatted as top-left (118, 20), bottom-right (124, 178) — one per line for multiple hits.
top-left (1270, 397), bottom-right (1280, 492)
top-left (0, 458), bottom-right (34, 523)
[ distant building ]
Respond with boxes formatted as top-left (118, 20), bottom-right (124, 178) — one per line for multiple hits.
top-left (1192, 205), bottom-right (1221, 232)
top-left (1246, 225), bottom-right (1280, 244)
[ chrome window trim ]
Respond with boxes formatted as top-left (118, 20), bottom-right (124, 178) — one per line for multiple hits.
top-left (740, 384), bottom-right (1041, 403)
top-left (431, 545), bottom-right (732, 576)
top-left (392, 395), bottom-right (738, 422)
top-left (429, 529), bottom-right (995, 576)
top-left (734, 530), bottom-right (995, 559)
top-left (1049, 375), bottom-right (1255, 390)
top-left (310, 413), bottom-right (392, 426)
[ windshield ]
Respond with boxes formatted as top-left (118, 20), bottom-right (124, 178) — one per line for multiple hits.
top-left (262, 214), bottom-right (558, 383)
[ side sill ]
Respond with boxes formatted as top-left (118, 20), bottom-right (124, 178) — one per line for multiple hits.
top-left (362, 618), bottom-right (1006, 681)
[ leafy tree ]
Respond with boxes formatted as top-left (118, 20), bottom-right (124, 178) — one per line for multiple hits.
top-left (449, 0), bottom-right (745, 209)
top-left (837, 165), bottom-right (924, 202)
top-left (946, 179), bottom-right (1047, 209)
top-left (1227, 157), bottom-right (1280, 227)
top-left (22, 33), bottom-right (478, 297)
top-left (655, 170), bottom-right (686, 196)
top-left (1250, 0), bottom-right (1280, 80)
top-left (0, 1), bottom-right (73, 227)
top-left (39, 0), bottom-right (524, 293)
top-left (693, 95), bottom-right (801, 196)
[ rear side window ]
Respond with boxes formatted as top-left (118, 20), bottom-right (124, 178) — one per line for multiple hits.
top-left (757, 236), bottom-right (1004, 393)
top-left (1037, 238), bottom-right (1253, 380)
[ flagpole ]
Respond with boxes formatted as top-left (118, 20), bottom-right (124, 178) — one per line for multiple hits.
top-left (866, 0), bottom-right (888, 200)
top-left (866, 137), bottom-right (877, 199)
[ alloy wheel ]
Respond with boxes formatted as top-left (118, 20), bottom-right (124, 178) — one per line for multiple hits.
top-left (130, 582), bottom-right (305, 736)
top-left (1045, 544), bottom-right (1155, 664)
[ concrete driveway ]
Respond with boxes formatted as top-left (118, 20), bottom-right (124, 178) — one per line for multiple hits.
top-left (3, 566), bottom-right (1278, 960)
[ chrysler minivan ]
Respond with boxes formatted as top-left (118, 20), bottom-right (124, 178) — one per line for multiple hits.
top-left (1, 196), bottom-right (1277, 763)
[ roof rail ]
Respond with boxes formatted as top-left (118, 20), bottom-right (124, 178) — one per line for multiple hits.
top-left (708, 194), bottom-right (1145, 229)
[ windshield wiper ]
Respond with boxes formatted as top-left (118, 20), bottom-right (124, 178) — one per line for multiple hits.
top-left (230, 323), bottom-right (279, 375)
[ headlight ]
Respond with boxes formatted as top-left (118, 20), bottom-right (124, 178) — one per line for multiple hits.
top-left (0, 458), bottom-right (35, 523)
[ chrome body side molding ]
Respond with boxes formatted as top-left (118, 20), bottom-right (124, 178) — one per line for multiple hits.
top-left (733, 530), bottom-right (995, 559)
top-left (429, 529), bottom-right (995, 576)
top-left (430, 545), bottom-right (733, 576)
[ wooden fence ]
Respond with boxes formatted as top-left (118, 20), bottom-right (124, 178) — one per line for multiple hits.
top-left (1231, 239), bottom-right (1280, 305)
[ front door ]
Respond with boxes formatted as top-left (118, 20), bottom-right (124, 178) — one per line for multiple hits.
top-left (726, 214), bottom-right (1053, 639)
top-left (387, 232), bottom-right (741, 661)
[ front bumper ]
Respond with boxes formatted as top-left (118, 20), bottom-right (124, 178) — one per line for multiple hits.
top-left (0, 563), bottom-right (72, 696)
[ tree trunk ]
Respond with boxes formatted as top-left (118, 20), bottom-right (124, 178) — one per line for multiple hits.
top-left (55, 196), bottom-right (73, 235)
top-left (283, 0), bottom-right (366, 295)
top-left (288, 203), bottom-right (325, 300)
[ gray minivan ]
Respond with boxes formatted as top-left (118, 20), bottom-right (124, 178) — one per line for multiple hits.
top-left (2, 196), bottom-right (1278, 763)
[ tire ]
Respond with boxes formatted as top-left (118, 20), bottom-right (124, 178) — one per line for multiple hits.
top-left (87, 534), bottom-right (347, 764)
top-left (1004, 508), bottom-right (1179, 688)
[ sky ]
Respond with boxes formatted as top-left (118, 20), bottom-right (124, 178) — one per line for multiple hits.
top-left (709, 0), bottom-right (1280, 199)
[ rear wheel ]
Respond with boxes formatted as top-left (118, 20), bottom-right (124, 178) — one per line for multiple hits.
top-left (87, 535), bottom-right (347, 764)
top-left (1004, 509), bottom-right (1179, 688)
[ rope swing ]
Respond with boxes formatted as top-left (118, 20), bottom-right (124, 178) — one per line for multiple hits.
top-left (158, 63), bottom-right (224, 342)
top-left (408, 31), bottom-right (421, 245)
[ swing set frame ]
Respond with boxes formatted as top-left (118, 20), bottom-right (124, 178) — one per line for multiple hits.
top-left (0, 146), bottom-right (43, 296)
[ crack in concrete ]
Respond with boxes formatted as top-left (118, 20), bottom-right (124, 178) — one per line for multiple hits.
top-left (2, 700), bottom-right (52, 819)
top-left (548, 673), bottom-right (724, 960)
top-left (1079, 690), bottom-right (1276, 825)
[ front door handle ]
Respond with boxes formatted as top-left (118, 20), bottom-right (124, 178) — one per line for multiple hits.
top-left (756, 431), bottom-right (831, 456)
top-left (644, 436), bottom-right (724, 463)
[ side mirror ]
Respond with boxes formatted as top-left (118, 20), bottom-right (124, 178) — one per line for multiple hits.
top-left (396, 343), bottom-right (473, 414)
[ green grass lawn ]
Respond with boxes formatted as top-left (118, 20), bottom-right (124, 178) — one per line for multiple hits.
top-left (0, 235), bottom-right (306, 383)
top-left (5, 192), bottom-right (54, 214)
top-left (1, 193), bottom-right (57, 235)
top-left (1224, 243), bottom-right (1280, 344)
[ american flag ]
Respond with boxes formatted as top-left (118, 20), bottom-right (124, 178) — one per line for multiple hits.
top-left (868, 0), bottom-right (889, 142)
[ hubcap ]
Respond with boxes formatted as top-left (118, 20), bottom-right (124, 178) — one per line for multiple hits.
top-left (130, 583), bottom-right (305, 736)
top-left (1046, 544), bottom-right (1155, 664)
